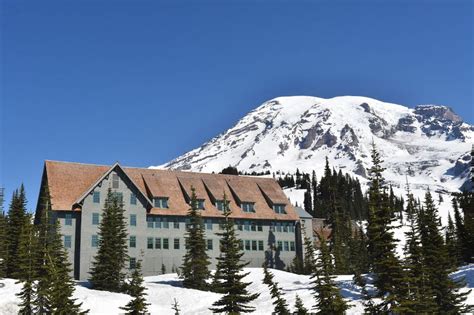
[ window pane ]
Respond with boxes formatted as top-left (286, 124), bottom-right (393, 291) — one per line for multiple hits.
top-left (147, 237), bottom-right (154, 249)
top-left (245, 240), bottom-right (251, 250)
top-left (163, 238), bottom-right (169, 249)
top-left (155, 217), bottom-right (161, 228)
top-left (130, 193), bottom-right (137, 205)
top-left (207, 239), bottom-right (213, 250)
top-left (91, 235), bottom-right (98, 247)
top-left (163, 218), bottom-right (169, 229)
top-left (65, 214), bottom-right (72, 226)
top-left (173, 220), bottom-right (180, 229)
top-left (112, 173), bottom-right (119, 189)
top-left (258, 240), bottom-right (264, 251)
top-left (130, 214), bottom-right (137, 227)
top-left (147, 216), bottom-right (154, 228)
top-left (174, 238), bottom-right (180, 250)
top-left (244, 221), bottom-right (250, 231)
top-left (155, 238), bottom-right (161, 249)
top-left (283, 223), bottom-right (288, 233)
top-left (290, 241), bottom-right (295, 251)
top-left (277, 241), bottom-right (283, 251)
top-left (257, 223), bottom-right (263, 232)
top-left (129, 257), bottom-right (136, 270)
top-left (251, 222), bottom-right (256, 231)
top-left (93, 191), bottom-right (100, 203)
top-left (64, 235), bottom-right (72, 248)
top-left (206, 220), bottom-right (212, 230)
top-left (92, 213), bottom-right (100, 225)
top-left (129, 236), bottom-right (136, 248)
top-left (252, 240), bottom-right (257, 251)
top-left (284, 241), bottom-right (289, 251)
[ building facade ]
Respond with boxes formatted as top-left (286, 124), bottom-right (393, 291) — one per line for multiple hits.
top-left (36, 161), bottom-right (308, 280)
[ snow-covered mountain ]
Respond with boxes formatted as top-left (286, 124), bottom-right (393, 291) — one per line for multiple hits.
top-left (156, 95), bottom-right (473, 197)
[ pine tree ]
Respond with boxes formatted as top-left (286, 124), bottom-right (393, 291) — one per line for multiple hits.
top-left (293, 294), bottom-right (308, 315)
top-left (456, 191), bottom-right (474, 264)
top-left (445, 214), bottom-right (459, 268)
top-left (90, 188), bottom-right (129, 292)
top-left (311, 235), bottom-right (349, 314)
top-left (365, 144), bottom-right (405, 311)
top-left (33, 187), bottom-right (86, 314)
top-left (419, 191), bottom-right (471, 313)
top-left (289, 255), bottom-right (304, 274)
top-left (262, 263), bottom-right (290, 314)
top-left (0, 210), bottom-right (8, 278)
top-left (121, 261), bottom-right (150, 315)
top-left (16, 219), bottom-right (37, 315)
top-left (210, 195), bottom-right (259, 313)
top-left (181, 187), bottom-right (211, 290)
top-left (303, 236), bottom-right (316, 275)
top-left (303, 187), bottom-right (313, 215)
top-left (6, 185), bottom-right (28, 278)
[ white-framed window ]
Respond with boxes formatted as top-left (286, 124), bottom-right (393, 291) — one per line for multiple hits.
top-left (273, 204), bottom-right (286, 214)
top-left (241, 202), bottom-right (255, 213)
top-left (154, 197), bottom-right (169, 208)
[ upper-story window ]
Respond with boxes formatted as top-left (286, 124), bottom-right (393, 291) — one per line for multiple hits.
top-left (112, 173), bottom-right (119, 189)
top-left (195, 199), bottom-right (205, 210)
top-left (241, 202), bottom-right (255, 213)
top-left (112, 192), bottom-right (123, 203)
top-left (273, 204), bottom-right (286, 214)
top-left (92, 213), bottom-right (100, 225)
top-left (130, 214), bottom-right (137, 227)
top-left (215, 200), bottom-right (227, 211)
top-left (154, 197), bottom-right (169, 209)
top-left (130, 193), bottom-right (137, 205)
top-left (65, 213), bottom-right (72, 226)
top-left (93, 191), bottom-right (100, 203)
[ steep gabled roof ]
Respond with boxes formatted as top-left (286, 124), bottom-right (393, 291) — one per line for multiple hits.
top-left (42, 160), bottom-right (299, 221)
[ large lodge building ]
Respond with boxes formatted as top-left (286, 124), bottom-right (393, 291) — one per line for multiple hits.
top-left (36, 161), bottom-right (313, 280)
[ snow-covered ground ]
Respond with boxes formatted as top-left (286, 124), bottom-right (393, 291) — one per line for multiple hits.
top-left (1, 266), bottom-right (473, 314)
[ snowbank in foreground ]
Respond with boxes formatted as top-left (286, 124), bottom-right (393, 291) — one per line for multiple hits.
top-left (0, 266), bottom-right (472, 314)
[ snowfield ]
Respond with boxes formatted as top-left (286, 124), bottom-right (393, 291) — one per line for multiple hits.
top-left (1, 266), bottom-right (473, 314)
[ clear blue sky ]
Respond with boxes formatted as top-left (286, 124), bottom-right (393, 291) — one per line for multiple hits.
top-left (1, 0), bottom-right (473, 211)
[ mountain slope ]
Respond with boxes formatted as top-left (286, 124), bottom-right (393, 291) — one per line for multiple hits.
top-left (156, 95), bottom-right (473, 196)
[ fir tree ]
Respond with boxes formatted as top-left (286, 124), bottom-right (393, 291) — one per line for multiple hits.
top-left (303, 187), bottom-right (313, 215)
top-left (311, 235), bottom-right (349, 315)
top-left (90, 189), bottom-right (129, 292)
top-left (365, 143), bottom-right (405, 312)
top-left (16, 219), bottom-right (37, 315)
top-left (210, 195), bottom-right (259, 313)
top-left (121, 261), bottom-right (150, 315)
top-left (302, 235), bottom-right (316, 275)
top-left (181, 187), bottom-right (211, 290)
top-left (262, 263), bottom-right (290, 314)
top-left (0, 210), bottom-right (8, 278)
top-left (445, 214), bottom-right (459, 268)
top-left (6, 185), bottom-right (28, 278)
top-left (171, 298), bottom-right (180, 315)
top-left (293, 294), bottom-right (308, 315)
top-left (419, 191), bottom-right (471, 313)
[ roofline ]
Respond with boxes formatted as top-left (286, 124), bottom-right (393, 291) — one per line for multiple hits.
top-left (72, 162), bottom-right (154, 208)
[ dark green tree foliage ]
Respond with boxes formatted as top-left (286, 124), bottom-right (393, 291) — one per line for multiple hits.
top-left (289, 255), bottom-right (304, 275)
top-left (453, 195), bottom-right (474, 264)
top-left (293, 294), bottom-right (308, 315)
top-left (349, 225), bottom-right (369, 285)
top-left (6, 185), bottom-right (28, 278)
top-left (419, 191), bottom-right (471, 313)
top-left (90, 189), bottom-right (129, 292)
top-left (0, 210), bottom-right (8, 278)
top-left (445, 214), bottom-right (459, 268)
top-left (365, 144), bottom-right (405, 312)
top-left (181, 187), bottom-right (211, 290)
top-left (121, 261), bottom-right (150, 315)
top-left (210, 195), bottom-right (259, 313)
top-left (303, 187), bottom-right (312, 215)
top-left (262, 263), bottom-right (290, 315)
top-left (400, 191), bottom-right (437, 313)
top-left (33, 187), bottom-right (85, 314)
top-left (302, 236), bottom-right (316, 275)
top-left (311, 235), bottom-right (349, 315)
top-left (16, 219), bottom-right (37, 315)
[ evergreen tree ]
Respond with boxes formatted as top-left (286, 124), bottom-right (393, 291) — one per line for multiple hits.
top-left (210, 195), bottom-right (259, 313)
top-left (262, 263), bottom-right (290, 314)
top-left (90, 189), bottom-right (129, 292)
top-left (419, 191), bottom-right (471, 313)
top-left (33, 187), bottom-right (86, 314)
top-left (0, 210), bottom-right (8, 278)
top-left (289, 255), bottom-right (304, 275)
top-left (311, 235), bottom-right (349, 315)
top-left (16, 219), bottom-right (37, 315)
top-left (365, 144), bottom-right (405, 312)
top-left (6, 185), bottom-right (28, 278)
top-left (445, 214), bottom-right (459, 268)
top-left (181, 187), bottom-right (211, 290)
top-left (171, 298), bottom-right (181, 315)
top-left (121, 261), bottom-right (150, 315)
top-left (293, 294), bottom-right (308, 315)
top-left (456, 191), bottom-right (474, 264)
top-left (303, 236), bottom-right (316, 275)
top-left (303, 187), bottom-right (313, 215)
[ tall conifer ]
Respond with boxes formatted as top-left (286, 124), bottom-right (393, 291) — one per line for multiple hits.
top-left (121, 261), bottom-right (149, 315)
top-left (90, 188), bottom-right (129, 292)
top-left (262, 263), bottom-right (290, 314)
top-left (210, 195), bottom-right (259, 313)
top-left (181, 187), bottom-right (211, 290)
top-left (6, 185), bottom-right (28, 278)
